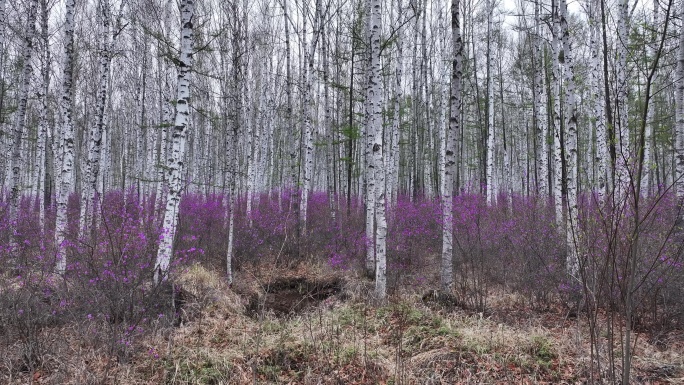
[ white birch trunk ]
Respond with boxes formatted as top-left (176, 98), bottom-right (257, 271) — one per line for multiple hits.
top-left (10, 0), bottom-right (37, 226)
top-left (643, 0), bottom-right (659, 197)
top-left (485, 0), bottom-right (496, 205)
top-left (0, 0), bottom-right (4, 59)
top-left (560, 0), bottom-right (579, 278)
top-left (154, 0), bottom-right (194, 283)
top-left (675, 3), bottom-right (684, 204)
top-left (300, 68), bottom-right (314, 236)
top-left (226, 183), bottom-right (236, 285)
top-left (226, 104), bottom-right (238, 285)
top-left (590, 0), bottom-right (608, 204)
top-left (55, 0), bottom-right (76, 274)
top-left (0, 0), bottom-right (6, 193)
top-left (364, 0), bottom-right (376, 277)
top-left (136, 64), bottom-right (147, 202)
top-left (438, 1), bottom-right (447, 205)
top-left (300, 1), bottom-right (319, 237)
top-left (243, 3), bottom-right (255, 226)
top-left (156, 96), bottom-right (171, 210)
top-left (534, 0), bottom-right (548, 199)
top-left (615, 0), bottom-right (630, 199)
top-left (438, 9), bottom-right (447, 199)
top-left (390, 0), bottom-right (403, 208)
top-left (80, 0), bottom-right (111, 234)
top-left (499, 31), bottom-right (512, 209)
top-left (322, 31), bottom-right (336, 218)
top-left (224, 6), bottom-right (239, 285)
top-left (367, 0), bottom-right (386, 299)
top-left (552, 0), bottom-right (564, 226)
top-left (442, 0), bottom-right (461, 292)
top-left (35, 0), bottom-right (49, 231)
top-left (283, 0), bottom-right (298, 218)
top-left (99, 102), bottom-right (109, 199)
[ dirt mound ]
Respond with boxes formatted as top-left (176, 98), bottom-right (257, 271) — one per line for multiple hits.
top-left (246, 276), bottom-right (343, 317)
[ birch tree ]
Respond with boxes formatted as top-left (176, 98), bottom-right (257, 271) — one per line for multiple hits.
top-left (10, 0), bottom-right (38, 227)
top-left (442, 0), bottom-right (462, 292)
top-left (363, 0), bottom-right (386, 298)
top-left (589, 0), bottom-right (607, 204)
top-left (534, 0), bottom-right (548, 199)
top-left (387, 0), bottom-right (403, 209)
top-left (35, 0), bottom-right (50, 231)
top-left (676, 7), bottom-right (684, 205)
top-left (80, 0), bottom-right (113, 234)
top-left (560, 0), bottom-right (579, 278)
top-left (300, 0), bottom-right (323, 237)
top-left (642, 0), bottom-right (659, 196)
top-left (364, 0), bottom-right (377, 277)
top-left (242, 0), bottom-right (255, 226)
top-left (222, 1), bottom-right (239, 285)
top-left (485, 0), bottom-right (496, 205)
top-left (552, 0), bottom-right (563, 225)
top-left (0, 0), bottom-right (5, 190)
top-left (154, 0), bottom-right (194, 283)
top-left (615, 0), bottom-right (630, 198)
top-left (55, 0), bottom-right (76, 274)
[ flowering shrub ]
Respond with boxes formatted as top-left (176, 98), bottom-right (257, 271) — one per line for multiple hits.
top-left (0, 186), bottom-right (683, 370)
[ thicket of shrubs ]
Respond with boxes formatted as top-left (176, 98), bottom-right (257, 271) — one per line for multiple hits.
top-left (0, 188), bottom-right (682, 377)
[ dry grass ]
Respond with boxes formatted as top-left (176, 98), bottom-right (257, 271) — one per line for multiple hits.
top-left (2, 261), bottom-right (683, 384)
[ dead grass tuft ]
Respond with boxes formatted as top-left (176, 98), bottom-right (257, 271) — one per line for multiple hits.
top-left (2, 261), bottom-right (684, 384)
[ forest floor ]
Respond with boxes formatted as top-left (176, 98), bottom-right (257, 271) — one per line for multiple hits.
top-left (6, 260), bottom-right (684, 384)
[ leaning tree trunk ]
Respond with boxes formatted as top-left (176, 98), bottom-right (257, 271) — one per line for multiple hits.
top-left (154, 0), bottom-right (194, 283)
top-left (55, 0), bottom-right (76, 274)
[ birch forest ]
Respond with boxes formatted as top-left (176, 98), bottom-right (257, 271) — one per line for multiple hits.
top-left (2, 0), bottom-right (684, 383)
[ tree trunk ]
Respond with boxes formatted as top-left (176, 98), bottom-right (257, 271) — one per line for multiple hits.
top-left (55, 0), bottom-right (76, 274)
top-left (300, 0), bottom-right (322, 239)
top-left (80, 0), bottom-right (111, 235)
top-left (552, 0), bottom-right (564, 226)
top-left (10, 0), bottom-right (37, 227)
top-left (534, 0), bottom-right (548, 200)
top-left (485, 0), bottom-right (496, 205)
top-left (675, 2), bottom-right (684, 204)
top-left (35, 0), bottom-right (49, 232)
top-left (442, 0), bottom-right (462, 292)
top-left (590, 0), bottom-right (608, 204)
top-left (643, 0), bottom-right (659, 197)
top-left (364, 0), bottom-right (376, 277)
top-left (367, 0), bottom-right (386, 299)
top-left (560, 0), bottom-right (579, 278)
top-left (154, 0), bottom-right (194, 283)
top-left (615, 0), bottom-right (630, 199)
top-left (388, 0), bottom-right (403, 209)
